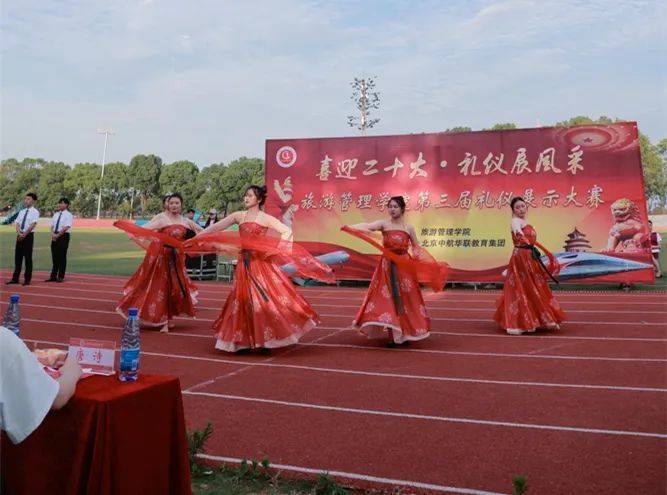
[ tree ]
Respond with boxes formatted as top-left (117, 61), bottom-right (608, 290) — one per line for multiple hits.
top-left (196, 157), bottom-right (264, 215)
top-left (220, 157), bottom-right (264, 213)
top-left (159, 160), bottom-right (200, 208)
top-left (0, 158), bottom-right (43, 207)
top-left (655, 138), bottom-right (667, 212)
top-left (128, 154), bottom-right (162, 216)
top-left (196, 163), bottom-right (228, 213)
top-left (347, 77), bottom-right (380, 134)
top-left (64, 163), bottom-right (102, 216)
top-left (444, 127), bottom-right (472, 133)
top-left (37, 162), bottom-right (71, 214)
top-left (640, 135), bottom-right (666, 211)
top-left (101, 162), bottom-right (130, 215)
top-left (554, 115), bottom-right (614, 127)
top-left (489, 123), bottom-right (517, 131)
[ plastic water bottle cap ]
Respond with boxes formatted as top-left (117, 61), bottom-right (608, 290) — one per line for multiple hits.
top-left (10, 295), bottom-right (19, 303)
top-left (128, 308), bottom-right (139, 317)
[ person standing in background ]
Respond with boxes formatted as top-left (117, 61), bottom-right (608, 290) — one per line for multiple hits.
top-left (7, 193), bottom-right (39, 286)
top-left (204, 208), bottom-right (218, 228)
top-left (648, 220), bottom-right (662, 278)
top-left (46, 198), bottom-right (73, 283)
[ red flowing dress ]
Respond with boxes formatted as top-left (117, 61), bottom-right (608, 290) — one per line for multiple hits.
top-left (494, 224), bottom-right (565, 333)
top-left (116, 222), bottom-right (198, 327)
top-left (189, 222), bottom-right (331, 352)
top-left (345, 228), bottom-right (448, 344)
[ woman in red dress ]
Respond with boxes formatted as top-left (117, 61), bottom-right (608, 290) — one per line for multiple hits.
top-left (342, 196), bottom-right (447, 346)
top-left (115, 193), bottom-right (200, 333)
top-left (494, 196), bottom-right (565, 335)
top-left (186, 185), bottom-right (334, 353)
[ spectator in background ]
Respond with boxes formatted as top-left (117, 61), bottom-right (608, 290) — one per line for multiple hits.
top-left (649, 220), bottom-right (662, 278)
top-left (184, 209), bottom-right (197, 242)
top-left (7, 193), bottom-right (39, 286)
top-left (203, 209), bottom-right (218, 228)
top-left (0, 326), bottom-right (82, 444)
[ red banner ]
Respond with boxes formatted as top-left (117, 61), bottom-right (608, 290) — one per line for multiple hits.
top-left (265, 123), bottom-right (654, 283)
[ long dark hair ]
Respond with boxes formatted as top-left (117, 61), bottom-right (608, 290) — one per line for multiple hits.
top-left (168, 192), bottom-right (183, 204)
top-left (204, 212), bottom-right (218, 228)
top-left (510, 196), bottom-right (525, 211)
top-left (245, 185), bottom-right (268, 208)
top-left (388, 195), bottom-right (406, 213)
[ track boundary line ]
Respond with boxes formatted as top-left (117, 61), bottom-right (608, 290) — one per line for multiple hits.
top-left (18, 315), bottom-right (666, 362)
top-left (24, 339), bottom-right (664, 393)
top-left (184, 391), bottom-right (667, 438)
top-left (196, 454), bottom-right (508, 495)
top-left (20, 315), bottom-right (666, 343)
top-left (4, 269), bottom-right (666, 296)
top-left (7, 301), bottom-right (665, 327)
top-left (299, 342), bottom-right (667, 362)
top-left (9, 281), bottom-right (667, 305)
top-left (10, 289), bottom-right (667, 314)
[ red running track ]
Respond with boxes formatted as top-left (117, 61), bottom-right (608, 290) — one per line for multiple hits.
top-left (2, 270), bottom-right (666, 495)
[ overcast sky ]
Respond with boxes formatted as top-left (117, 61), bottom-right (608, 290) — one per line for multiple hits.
top-left (2, 0), bottom-right (665, 167)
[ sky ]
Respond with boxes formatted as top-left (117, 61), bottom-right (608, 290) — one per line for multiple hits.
top-left (1, 0), bottom-right (665, 167)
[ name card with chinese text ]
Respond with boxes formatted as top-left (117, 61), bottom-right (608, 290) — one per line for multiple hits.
top-left (68, 338), bottom-right (116, 375)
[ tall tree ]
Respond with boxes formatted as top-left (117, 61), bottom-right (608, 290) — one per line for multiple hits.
top-left (489, 123), bottom-right (517, 130)
top-left (444, 126), bottom-right (472, 133)
top-left (219, 157), bottom-right (264, 213)
top-left (196, 163), bottom-right (228, 213)
top-left (196, 157), bottom-right (264, 215)
top-left (159, 160), bottom-right (200, 207)
top-left (554, 115), bottom-right (614, 126)
top-left (0, 158), bottom-right (43, 207)
top-left (640, 135), bottom-right (666, 211)
top-left (101, 162), bottom-right (130, 215)
top-left (64, 163), bottom-right (102, 216)
top-left (128, 154), bottom-right (162, 216)
top-left (37, 162), bottom-right (71, 213)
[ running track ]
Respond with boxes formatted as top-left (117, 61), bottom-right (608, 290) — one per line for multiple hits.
top-left (2, 270), bottom-right (666, 495)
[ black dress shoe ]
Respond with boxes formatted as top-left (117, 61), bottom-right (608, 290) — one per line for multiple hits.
top-left (55, 279), bottom-right (64, 283)
top-left (23, 281), bottom-right (31, 286)
top-left (45, 278), bottom-right (57, 282)
top-left (6, 280), bottom-right (19, 285)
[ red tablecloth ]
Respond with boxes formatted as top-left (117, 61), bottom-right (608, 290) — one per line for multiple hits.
top-left (1, 374), bottom-right (191, 495)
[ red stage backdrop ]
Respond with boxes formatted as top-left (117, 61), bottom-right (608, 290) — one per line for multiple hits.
top-left (265, 123), bottom-right (654, 283)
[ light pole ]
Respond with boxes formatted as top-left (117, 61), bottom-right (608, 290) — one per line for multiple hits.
top-left (96, 129), bottom-right (115, 220)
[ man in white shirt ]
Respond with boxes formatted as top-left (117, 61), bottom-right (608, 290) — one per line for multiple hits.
top-left (46, 197), bottom-right (73, 283)
top-left (0, 326), bottom-right (82, 444)
top-left (7, 193), bottom-right (40, 286)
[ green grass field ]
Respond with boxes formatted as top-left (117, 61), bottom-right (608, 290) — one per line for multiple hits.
top-left (2, 226), bottom-right (665, 289)
top-left (1, 227), bottom-right (143, 276)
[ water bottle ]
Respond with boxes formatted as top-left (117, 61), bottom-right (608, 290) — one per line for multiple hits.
top-left (3, 295), bottom-right (20, 336)
top-left (119, 308), bottom-right (140, 382)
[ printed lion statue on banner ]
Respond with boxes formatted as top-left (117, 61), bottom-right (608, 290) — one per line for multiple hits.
top-left (604, 198), bottom-right (649, 253)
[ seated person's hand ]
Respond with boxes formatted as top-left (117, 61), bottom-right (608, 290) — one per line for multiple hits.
top-left (34, 348), bottom-right (68, 368)
top-left (60, 353), bottom-right (83, 380)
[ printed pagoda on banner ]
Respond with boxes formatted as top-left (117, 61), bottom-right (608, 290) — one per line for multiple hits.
top-left (563, 227), bottom-right (592, 252)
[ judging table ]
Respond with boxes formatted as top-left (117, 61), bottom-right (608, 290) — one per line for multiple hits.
top-left (1, 374), bottom-right (191, 495)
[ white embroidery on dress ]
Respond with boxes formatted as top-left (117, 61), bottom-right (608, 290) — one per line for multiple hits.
top-left (378, 312), bottom-right (393, 323)
top-left (381, 285), bottom-right (391, 299)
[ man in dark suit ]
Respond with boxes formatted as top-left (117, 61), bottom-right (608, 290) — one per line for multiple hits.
top-left (7, 193), bottom-right (39, 286)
